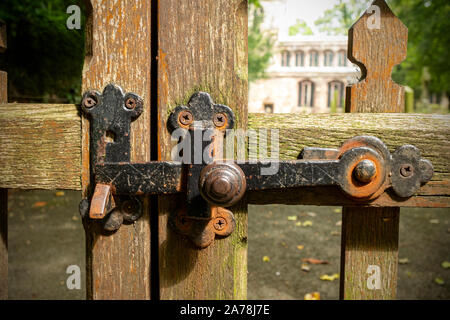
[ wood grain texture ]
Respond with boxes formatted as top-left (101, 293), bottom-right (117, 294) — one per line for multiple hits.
top-left (157, 0), bottom-right (248, 299)
top-left (247, 113), bottom-right (450, 207)
top-left (0, 52), bottom-right (7, 299)
top-left (0, 104), bottom-right (81, 190)
top-left (341, 0), bottom-right (404, 300)
top-left (346, 0), bottom-right (407, 113)
top-left (81, 0), bottom-right (152, 300)
top-left (1, 108), bottom-right (448, 206)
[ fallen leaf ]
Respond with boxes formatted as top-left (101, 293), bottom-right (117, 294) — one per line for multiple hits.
top-left (306, 212), bottom-right (317, 217)
top-left (295, 222), bottom-right (302, 226)
top-left (262, 256), bottom-right (270, 262)
top-left (429, 219), bottom-right (439, 224)
top-left (441, 261), bottom-right (450, 269)
top-left (320, 273), bottom-right (339, 281)
top-left (302, 258), bottom-right (329, 265)
top-left (287, 215), bottom-right (297, 221)
top-left (32, 201), bottom-right (47, 208)
top-left (302, 220), bottom-right (313, 227)
top-left (406, 271), bottom-right (413, 278)
top-left (434, 277), bottom-right (445, 285)
top-left (333, 208), bottom-right (341, 214)
top-left (304, 292), bottom-right (320, 300)
top-left (72, 216), bottom-right (79, 221)
top-left (301, 264), bottom-right (310, 272)
top-left (297, 245), bottom-right (304, 250)
top-left (55, 191), bottom-right (65, 197)
top-left (399, 258), bottom-right (410, 265)
top-left (330, 231), bottom-right (340, 236)
top-left (281, 241), bottom-right (287, 247)
top-left (335, 220), bottom-right (342, 226)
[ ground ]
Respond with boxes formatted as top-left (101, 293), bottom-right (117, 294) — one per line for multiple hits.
top-left (6, 190), bottom-right (450, 300)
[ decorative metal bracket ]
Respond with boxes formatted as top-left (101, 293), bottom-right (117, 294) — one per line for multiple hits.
top-left (80, 85), bottom-right (434, 248)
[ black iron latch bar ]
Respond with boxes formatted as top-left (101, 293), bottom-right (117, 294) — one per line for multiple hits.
top-left (79, 85), bottom-right (434, 248)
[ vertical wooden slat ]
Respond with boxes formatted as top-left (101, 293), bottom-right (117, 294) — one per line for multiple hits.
top-left (0, 19), bottom-right (8, 300)
top-left (340, 0), bottom-right (407, 299)
top-left (157, 0), bottom-right (248, 299)
top-left (82, 0), bottom-right (152, 299)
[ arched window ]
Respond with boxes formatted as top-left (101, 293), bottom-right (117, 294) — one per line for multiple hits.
top-left (298, 80), bottom-right (315, 107)
top-left (338, 50), bottom-right (347, 66)
top-left (281, 51), bottom-right (291, 67)
top-left (324, 50), bottom-right (334, 66)
top-left (328, 81), bottom-right (345, 108)
top-left (264, 103), bottom-right (274, 113)
top-left (309, 50), bottom-right (318, 67)
top-left (295, 51), bottom-right (304, 67)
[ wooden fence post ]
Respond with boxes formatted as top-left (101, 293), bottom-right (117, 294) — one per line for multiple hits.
top-left (0, 19), bottom-right (8, 300)
top-left (340, 0), bottom-right (407, 299)
top-left (157, 0), bottom-right (248, 299)
top-left (81, 1), bottom-right (152, 299)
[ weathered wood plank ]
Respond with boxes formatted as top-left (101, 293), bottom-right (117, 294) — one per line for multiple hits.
top-left (247, 113), bottom-right (450, 207)
top-left (0, 107), bottom-right (448, 207)
top-left (81, 0), bottom-right (152, 300)
top-left (0, 31), bottom-right (7, 298)
top-left (340, 0), bottom-right (405, 300)
top-left (157, 0), bottom-right (248, 299)
top-left (0, 103), bottom-right (81, 190)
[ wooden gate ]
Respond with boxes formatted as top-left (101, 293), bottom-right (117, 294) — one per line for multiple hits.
top-left (0, 0), bottom-right (449, 300)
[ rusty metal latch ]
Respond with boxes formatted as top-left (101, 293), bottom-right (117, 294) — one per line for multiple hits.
top-left (79, 85), bottom-right (434, 248)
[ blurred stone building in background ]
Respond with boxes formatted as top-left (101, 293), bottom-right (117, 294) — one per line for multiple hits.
top-left (249, 0), bottom-right (359, 113)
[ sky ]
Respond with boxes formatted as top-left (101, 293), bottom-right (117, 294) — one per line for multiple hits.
top-left (262, 0), bottom-right (349, 35)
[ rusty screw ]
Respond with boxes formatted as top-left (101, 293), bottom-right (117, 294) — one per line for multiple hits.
top-left (83, 94), bottom-right (97, 109)
top-left (178, 110), bottom-right (193, 126)
top-left (213, 113), bottom-right (227, 127)
top-left (125, 97), bottom-right (136, 109)
top-left (400, 164), bottom-right (414, 178)
top-left (213, 217), bottom-right (226, 231)
top-left (353, 159), bottom-right (377, 183)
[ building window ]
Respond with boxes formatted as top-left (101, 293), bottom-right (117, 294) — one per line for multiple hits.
top-left (295, 51), bottom-right (304, 67)
top-left (338, 50), bottom-right (347, 66)
top-left (298, 80), bottom-right (315, 107)
top-left (309, 51), bottom-right (318, 67)
top-left (281, 51), bottom-right (291, 67)
top-left (264, 103), bottom-right (274, 113)
top-left (324, 50), bottom-right (334, 66)
top-left (328, 81), bottom-right (344, 108)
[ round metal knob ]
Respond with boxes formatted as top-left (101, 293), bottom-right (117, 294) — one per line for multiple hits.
top-left (353, 159), bottom-right (377, 183)
top-left (199, 162), bottom-right (246, 207)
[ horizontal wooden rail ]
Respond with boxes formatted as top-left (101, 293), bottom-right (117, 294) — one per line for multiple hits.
top-left (0, 103), bottom-right (81, 190)
top-left (0, 104), bottom-right (448, 207)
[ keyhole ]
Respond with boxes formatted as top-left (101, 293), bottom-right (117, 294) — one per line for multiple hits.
top-left (105, 130), bottom-right (116, 144)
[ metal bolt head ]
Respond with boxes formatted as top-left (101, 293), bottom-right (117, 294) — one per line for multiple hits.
top-left (213, 217), bottom-right (226, 231)
top-left (353, 159), bottom-right (377, 183)
top-left (210, 176), bottom-right (232, 199)
top-left (400, 164), bottom-right (414, 178)
top-left (82, 94), bottom-right (97, 108)
top-left (178, 110), bottom-right (193, 126)
top-left (213, 113), bottom-right (227, 127)
top-left (125, 97), bottom-right (136, 109)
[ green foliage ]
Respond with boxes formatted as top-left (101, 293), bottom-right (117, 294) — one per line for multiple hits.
top-left (288, 19), bottom-right (313, 36)
top-left (389, 0), bottom-right (450, 96)
top-left (314, 0), bottom-right (367, 35)
top-left (248, 3), bottom-right (275, 83)
top-left (0, 0), bottom-right (85, 103)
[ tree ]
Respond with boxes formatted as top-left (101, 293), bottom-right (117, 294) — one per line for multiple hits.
top-left (389, 0), bottom-right (450, 102)
top-left (314, 0), bottom-right (368, 35)
top-left (0, 0), bottom-right (85, 103)
top-left (288, 19), bottom-right (313, 36)
top-left (248, 1), bottom-right (276, 82)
